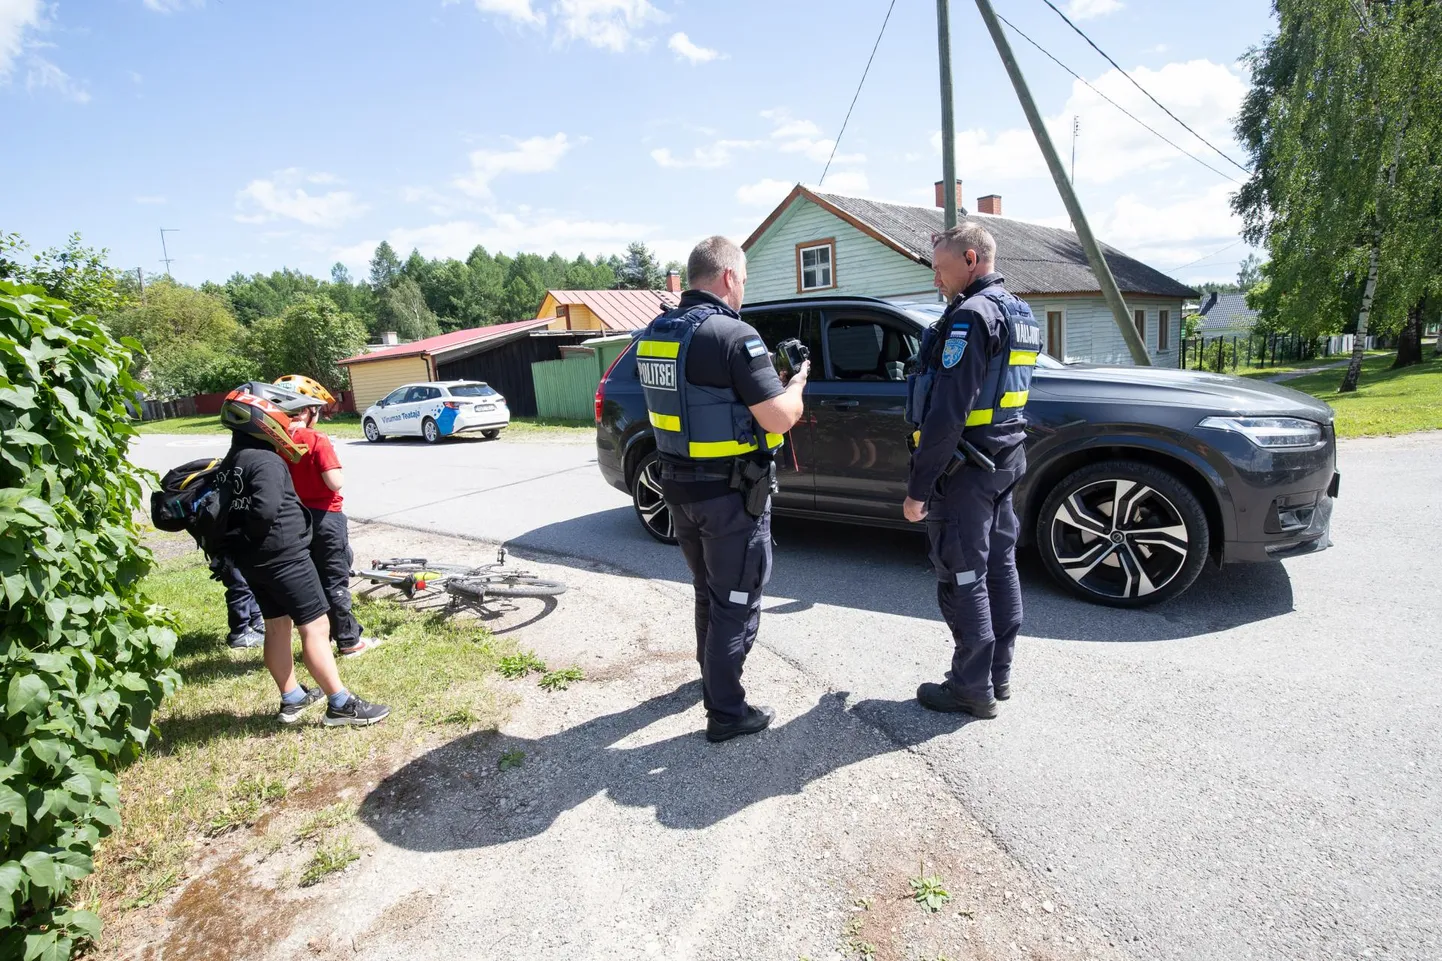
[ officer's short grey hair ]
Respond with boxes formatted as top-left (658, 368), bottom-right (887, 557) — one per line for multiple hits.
top-left (932, 222), bottom-right (997, 264)
top-left (687, 235), bottom-right (746, 286)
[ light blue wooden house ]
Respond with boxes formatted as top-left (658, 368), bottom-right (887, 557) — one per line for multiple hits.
top-left (741, 184), bottom-right (1198, 366)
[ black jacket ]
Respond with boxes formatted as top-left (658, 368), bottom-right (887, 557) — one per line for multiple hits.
top-left (215, 434), bottom-right (312, 567)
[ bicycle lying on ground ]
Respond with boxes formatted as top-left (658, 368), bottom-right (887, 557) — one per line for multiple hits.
top-left (354, 549), bottom-right (566, 608)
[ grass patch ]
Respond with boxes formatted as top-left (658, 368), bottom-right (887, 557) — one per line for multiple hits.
top-left (1259, 352), bottom-right (1442, 437)
top-left (908, 861), bottom-right (951, 913)
top-left (299, 834), bottom-right (360, 887)
top-left (1230, 348), bottom-right (1389, 379)
top-left (295, 801), bottom-right (359, 842)
top-left (81, 551), bottom-right (506, 924)
top-left (538, 666), bottom-right (585, 692)
top-left (498, 749), bottom-right (526, 771)
top-left (497, 650), bottom-right (547, 678)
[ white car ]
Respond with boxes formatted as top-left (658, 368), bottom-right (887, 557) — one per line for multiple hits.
top-left (361, 380), bottom-right (511, 443)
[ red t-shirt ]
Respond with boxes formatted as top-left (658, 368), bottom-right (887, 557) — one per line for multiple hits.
top-left (287, 426), bottom-right (344, 512)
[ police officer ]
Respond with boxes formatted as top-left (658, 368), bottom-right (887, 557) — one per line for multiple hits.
top-left (638, 235), bottom-right (809, 742)
top-left (903, 222), bottom-right (1041, 718)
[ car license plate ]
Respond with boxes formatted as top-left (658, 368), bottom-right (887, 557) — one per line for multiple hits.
top-left (475, 403), bottom-right (493, 411)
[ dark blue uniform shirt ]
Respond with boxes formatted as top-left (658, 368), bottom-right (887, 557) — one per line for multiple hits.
top-left (906, 272), bottom-right (1027, 502)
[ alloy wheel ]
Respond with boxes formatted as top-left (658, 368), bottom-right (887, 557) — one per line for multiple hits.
top-left (1048, 478), bottom-right (1190, 601)
top-left (633, 457), bottom-right (674, 542)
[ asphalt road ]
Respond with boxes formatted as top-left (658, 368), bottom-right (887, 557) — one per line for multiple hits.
top-left (132, 430), bottom-right (1442, 960)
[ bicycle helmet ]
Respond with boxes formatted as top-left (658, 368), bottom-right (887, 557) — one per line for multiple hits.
top-left (274, 374), bottom-right (336, 406)
top-left (219, 382), bottom-right (319, 463)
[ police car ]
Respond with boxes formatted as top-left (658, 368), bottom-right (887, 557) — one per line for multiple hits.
top-left (361, 381), bottom-right (510, 443)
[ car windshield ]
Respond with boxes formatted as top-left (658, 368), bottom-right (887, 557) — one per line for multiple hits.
top-left (898, 302), bottom-right (1066, 368)
top-left (448, 384), bottom-right (497, 397)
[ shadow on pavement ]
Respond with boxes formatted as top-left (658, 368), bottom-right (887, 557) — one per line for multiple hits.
top-left (505, 507), bottom-right (1296, 642)
top-left (358, 681), bottom-right (969, 852)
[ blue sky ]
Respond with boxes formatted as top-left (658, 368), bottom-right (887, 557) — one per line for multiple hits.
top-left (2, 0), bottom-right (1273, 288)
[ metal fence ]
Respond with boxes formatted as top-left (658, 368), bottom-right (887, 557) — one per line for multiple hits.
top-left (1179, 332), bottom-right (1377, 372)
top-left (531, 353), bottom-right (600, 421)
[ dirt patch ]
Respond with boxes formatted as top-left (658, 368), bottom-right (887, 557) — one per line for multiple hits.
top-left (141, 856), bottom-right (286, 961)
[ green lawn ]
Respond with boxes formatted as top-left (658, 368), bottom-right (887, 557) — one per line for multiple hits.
top-left (81, 547), bottom-right (510, 942)
top-left (1233, 350), bottom-right (1389, 379)
top-left (1262, 352), bottom-right (1442, 438)
top-left (133, 413), bottom-right (590, 439)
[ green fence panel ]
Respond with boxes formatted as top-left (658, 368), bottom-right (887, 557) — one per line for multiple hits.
top-left (532, 353), bottom-right (601, 421)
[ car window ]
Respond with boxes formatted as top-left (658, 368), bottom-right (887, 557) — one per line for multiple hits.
top-left (822, 316), bottom-right (917, 382)
top-left (380, 388), bottom-right (409, 406)
top-left (423, 387), bottom-right (443, 401)
top-left (745, 309), bottom-right (810, 349)
top-left (449, 384), bottom-right (497, 397)
top-left (402, 386), bottom-right (430, 404)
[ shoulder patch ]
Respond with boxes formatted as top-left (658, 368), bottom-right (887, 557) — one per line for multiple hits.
top-left (743, 337), bottom-right (766, 358)
top-left (941, 338), bottom-right (966, 369)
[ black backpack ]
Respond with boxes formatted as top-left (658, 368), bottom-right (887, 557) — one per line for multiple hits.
top-left (150, 457), bottom-right (231, 553)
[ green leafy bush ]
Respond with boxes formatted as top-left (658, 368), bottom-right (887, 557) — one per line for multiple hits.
top-left (0, 282), bottom-right (179, 959)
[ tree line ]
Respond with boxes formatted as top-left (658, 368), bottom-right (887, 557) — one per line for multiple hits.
top-left (0, 233), bottom-right (679, 397)
top-left (1235, 0), bottom-right (1442, 389)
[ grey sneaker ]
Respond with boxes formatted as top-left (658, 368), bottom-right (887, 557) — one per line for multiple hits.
top-left (338, 637), bottom-right (383, 658)
top-left (277, 686), bottom-right (324, 724)
top-left (323, 694), bottom-right (390, 727)
top-left (229, 629), bottom-right (265, 649)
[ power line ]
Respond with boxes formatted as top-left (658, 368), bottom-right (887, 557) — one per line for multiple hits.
top-left (1170, 239), bottom-right (1244, 271)
top-left (995, 12), bottom-right (1244, 186)
top-left (820, 0), bottom-right (897, 186)
top-left (1036, 0), bottom-right (1252, 175)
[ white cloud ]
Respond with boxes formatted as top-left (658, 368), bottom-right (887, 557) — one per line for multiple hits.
top-left (453, 133), bottom-right (572, 198)
top-left (814, 170), bottom-right (869, 194)
top-left (554, 0), bottom-right (665, 52)
top-left (1066, 0), bottom-right (1123, 19)
top-left (1092, 183), bottom-right (1244, 267)
top-left (668, 32), bottom-right (721, 64)
top-left (26, 57), bottom-right (88, 103)
top-left (134, 195), bottom-right (167, 205)
top-left (933, 59), bottom-right (1247, 186)
top-left (129, 69), bottom-right (143, 84)
top-left (468, 0), bottom-right (545, 27)
top-left (1, 0), bottom-right (42, 78)
top-left (234, 169), bottom-right (368, 228)
top-left (143, 0), bottom-right (205, 11)
top-left (763, 108), bottom-right (864, 165)
top-left (736, 178), bottom-right (794, 208)
top-left (651, 139), bottom-right (762, 169)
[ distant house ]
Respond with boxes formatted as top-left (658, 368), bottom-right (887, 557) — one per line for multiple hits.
top-left (535, 280), bottom-right (680, 333)
top-left (338, 319), bottom-right (594, 415)
top-left (1195, 292), bottom-right (1258, 337)
top-left (741, 183), bottom-right (1198, 366)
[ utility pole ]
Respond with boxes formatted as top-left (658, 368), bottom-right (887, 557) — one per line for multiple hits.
top-left (972, 0), bottom-right (1149, 365)
top-left (135, 267), bottom-right (147, 305)
top-left (159, 228), bottom-right (179, 277)
top-left (936, 0), bottom-right (958, 231)
top-left (1071, 115), bottom-right (1079, 184)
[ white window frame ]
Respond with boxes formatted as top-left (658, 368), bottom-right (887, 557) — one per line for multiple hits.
top-left (796, 239), bottom-right (837, 293)
top-left (1044, 307), bottom-right (1067, 362)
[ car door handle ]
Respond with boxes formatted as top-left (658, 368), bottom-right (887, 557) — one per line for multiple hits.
top-left (820, 399), bottom-right (859, 409)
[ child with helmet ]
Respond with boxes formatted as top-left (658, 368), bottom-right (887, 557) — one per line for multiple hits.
top-left (272, 374), bottom-right (372, 658)
top-left (215, 382), bottom-right (389, 727)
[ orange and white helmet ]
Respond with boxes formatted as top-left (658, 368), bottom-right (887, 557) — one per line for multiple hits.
top-left (274, 374), bottom-right (336, 406)
top-left (219, 382), bottom-right (318, 463)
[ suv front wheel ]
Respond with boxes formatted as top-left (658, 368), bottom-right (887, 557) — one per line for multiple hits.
top-left (631, 450), bottom-right (677, 544)
top-left (1036, 459), bottom-right (1209, 608)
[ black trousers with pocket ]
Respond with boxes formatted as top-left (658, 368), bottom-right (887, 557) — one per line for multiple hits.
top-left (307, 508), bottom-right (362, 649)
top-left (924, 443), bottom-right (1026, 700)
top-left (210, 554), bottom-right (263, 642)
top-left (670, 491), bottom-right (773, 722)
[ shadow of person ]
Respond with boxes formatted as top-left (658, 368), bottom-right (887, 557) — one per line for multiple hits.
top-left (358, 680), bottom-right (969, 854)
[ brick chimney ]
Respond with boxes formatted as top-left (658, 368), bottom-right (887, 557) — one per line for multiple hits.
top-left (934, 179), bottom-right (963, 211)
top-left (977, 194), bottom-right (1002, 216)
top-left (666, 269), bottom-right (682, 293)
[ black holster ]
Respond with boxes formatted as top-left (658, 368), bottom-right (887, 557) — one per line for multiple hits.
top-left (730, 458), bottom-right (777, 518)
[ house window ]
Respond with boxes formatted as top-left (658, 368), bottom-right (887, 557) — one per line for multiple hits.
top-left (796, 239), bottom-right (836, 292)
top-left (1134, 308), bottom-right (1147, 347)
top-left (1158, 309), bottom-right (1170, 351)
top-left (1046, 310), bottom-right (1065, 361)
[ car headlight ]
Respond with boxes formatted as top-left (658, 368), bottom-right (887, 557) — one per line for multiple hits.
top-left (1197, 416), bottom-right (1323, 449)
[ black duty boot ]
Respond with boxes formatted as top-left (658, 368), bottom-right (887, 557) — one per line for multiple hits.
top-left (993, 677), bottom-right (1011, 701)
top-left (706, 705), bottom-right (776, 743)
top-left (917, 682), bottom-right (998, 719)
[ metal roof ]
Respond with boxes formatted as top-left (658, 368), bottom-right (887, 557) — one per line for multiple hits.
top-left (338, 317), bottom-right (553, 366)
top-left (545, 289), bottom-right (678, 331)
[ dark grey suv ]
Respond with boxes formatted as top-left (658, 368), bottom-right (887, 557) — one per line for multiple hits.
top-left (596, 296), bottom-right (1338, 607)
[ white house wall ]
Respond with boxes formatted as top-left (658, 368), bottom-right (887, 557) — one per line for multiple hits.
top-left (746, 199), bottom-right (936, 303)
top-left (1022, 294), bottom-right (1183, 366)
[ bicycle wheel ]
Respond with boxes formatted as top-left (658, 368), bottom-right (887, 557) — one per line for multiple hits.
top-left (373, 559), bottom-right (478, 575)
top-left (450, 575), bottom-right (567, 599)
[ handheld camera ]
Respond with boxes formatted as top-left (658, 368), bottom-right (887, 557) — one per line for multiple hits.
top-left (772, 337), bottom-right (811, 379)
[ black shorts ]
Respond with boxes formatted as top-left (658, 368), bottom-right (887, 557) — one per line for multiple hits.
top-left (241, 551), bottom-right (330, 625)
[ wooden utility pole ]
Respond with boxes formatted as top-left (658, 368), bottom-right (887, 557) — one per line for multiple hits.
top-left (972, 0), bottom-right (1151, 365)
top-left (937, 0), bottom-right (958, 230)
